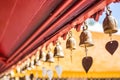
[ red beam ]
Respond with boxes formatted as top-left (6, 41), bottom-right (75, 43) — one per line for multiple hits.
top-left (10, 0), bottom-right (88, 62)
top-left (7, 0), bottom-right (73, 63)
top-left (0, 0), bottom-right (73, 71)
top-left (3, 0), bottom-right (87, 70)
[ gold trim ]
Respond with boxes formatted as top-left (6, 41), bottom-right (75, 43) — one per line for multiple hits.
top-left (15, 71), bottom-right (120, 78)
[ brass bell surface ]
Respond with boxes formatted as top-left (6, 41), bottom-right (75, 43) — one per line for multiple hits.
top-left (40, 50), bottom-right (46, 62)
top-left (26, 58), bottom-right (31, 67)
top-left (21, 63), bottom-right (25, 72)
top-left (54, 42), bottom-right (64, 58)
top-left (28, 55), bottom-right (36, 69)
top-left (66, 32), bottom-right (76, 50)
top-left (46, 51), bottom-right (54, 63)
top-left (16, 66), bottom-right (21, 73)
top-left (22, 61), bottom-right (28, 71)
top-left (35, 50), bottom-right (40, 62)
top-left (103, 7), bottom-right (118, 34)
top-left (26, 58), bottom-right (32, 70)
top-left (79, 24), bottom-right (94, 47)
top-left (31, 60), bottom-right (35, 69)
top-left (31, 55), bottom-right (35, 65)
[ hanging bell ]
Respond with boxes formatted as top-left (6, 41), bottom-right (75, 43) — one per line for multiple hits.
top-left (103, 6), bottom-right (118, 34)
top-left (26, 59), bottom-right (31, 68)
top-left (21, 62), bottom-right (26, 72)
top-left (16, 66), bottom-right (21, 73)
top-left (40, 50), bottom-right (46, 62)
top-left (46, 50), bottom-right (54, 63)
top-left (35, 50), bottom-right (40, 62)
top-left (79, 22), bottom-right (94, 47)
top-left (23, 61), bottom-right (27, 71)
top-left (30, 55), bottom-right (36, 69)
top-left (66, 31), bottom-right (76, 50)
top-left (54, 41), bottom-right (64, 58)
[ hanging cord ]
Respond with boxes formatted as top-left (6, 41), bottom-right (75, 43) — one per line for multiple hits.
top-left (83, 22), bottom-right (88, 31)
top-left (69, 31), bottom-right (73, 63)
top-left (68, 31), bottom-right (73, 63)
top-left (56, 40), bottom-right (60, 65)
top-left (68, 31), bottom-right (72, 38)
top-left (70, 49), bottom-right (73, 63)
top-left (57, 57), bottom-right (60, 65)
top-left (48, 48), bottom-right (52, 67)
top-left (49, 62), bottom-right (51, 67)
top-left (106, 6), bottom-right (112, 16)
top-left (41, 50), bottom-right (45, 66)
top-left (109, 33), bottom-right (112, 42)
top-left (85, 44), bottom-right (88, 58)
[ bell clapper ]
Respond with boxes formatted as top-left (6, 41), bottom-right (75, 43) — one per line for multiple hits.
top-left (106, 6), bottom-right (112, 16)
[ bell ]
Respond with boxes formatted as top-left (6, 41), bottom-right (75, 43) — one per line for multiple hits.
top-left (22, 61), bottom-right (27, 71)
top-left (40, 50), bottom-right (46, 62)
top-left (103, 6), bottom-right (118, 34)
top-left (66, 31), bottom-right (76, 50)
top-left (31, 55), bottom-right (36, 68)
top-left (31, 56), bottom-right (35, 65)
top-left (27, 61), bottom-right (32, 70)
top-left (46, 50), bottom-right (54, 63)
top-left (16, 66), bottom-right (21, 73)
top-left (54, 42), bottom-right (64, 58)
top-left (35, 50), bottom-right (40, 62)
top-left (79, 23), bottom-right (94, 47)
top-left (26, 58), bottom-right (31, 68)
top-left (21, 62), bottom-right (26, 72)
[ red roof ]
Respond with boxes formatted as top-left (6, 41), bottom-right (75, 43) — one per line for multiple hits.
top-left (0, 0), bottom-right (119, 73)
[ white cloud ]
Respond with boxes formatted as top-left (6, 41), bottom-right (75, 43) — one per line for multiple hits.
top-left (88, 22), bottom-right (103, 32)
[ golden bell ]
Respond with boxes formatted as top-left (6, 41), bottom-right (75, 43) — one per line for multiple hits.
top-left (40, 50), bottom-right (46, 62)
top-left (79, 23), bottom-right (94, 47)
top-left (27, 61), bottom-right (32, 70)
top-left (35, 50), bottom-right (40, 62)
top-left (26, 58), bottom-right (31, 68)
top-left (54, 42), bottom-right (64, 58)
top-left (21, 62), bottom-right (26, 72)
top-left (103, 7), bottom-right (118, 34)
top-left (66, 31), bottom-right (76, 50)
top-left (23, 61), bottom-right (27, 71)
top-left (46, 50), bottom-right (54, 63)
top-left (30, 55), bottom-right (36, 69)
top-left (16, 66), bottom-right (21, 73)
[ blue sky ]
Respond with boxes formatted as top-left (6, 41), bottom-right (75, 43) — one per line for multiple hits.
top-left (99, 2), bottom-right (120, 28)
top-left (86, 2), bottom-right (120, 35)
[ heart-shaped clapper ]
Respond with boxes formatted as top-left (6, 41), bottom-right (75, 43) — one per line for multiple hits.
top-left (55, 65), bottom-right (62, 78)
top-left (105, 40), bottom-right (118, 55)
top-left (82, 56), bottom-right (93, 73)
top-left (47, 70), bottom-right (53, 80)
